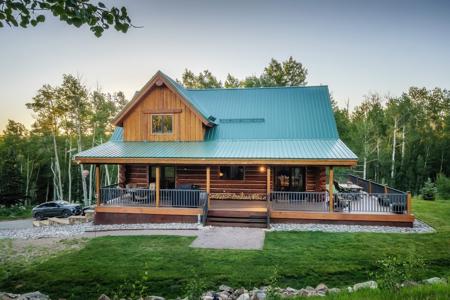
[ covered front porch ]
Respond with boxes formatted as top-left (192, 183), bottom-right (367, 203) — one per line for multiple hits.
top-left (92, 163), bottom-right (414, 227)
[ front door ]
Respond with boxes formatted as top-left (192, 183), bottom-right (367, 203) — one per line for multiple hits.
top-left (274, 167), bottom-right (306, 192)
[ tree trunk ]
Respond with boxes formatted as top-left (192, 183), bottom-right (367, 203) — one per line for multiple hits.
top-left (52, 132), bottom-right (63, 200)
top-left (391, 117), bottom-right (398, 180)
top-left (67, 137), bottom-right (72, 203)
top-left (401, 125), bottom-right (406, 168)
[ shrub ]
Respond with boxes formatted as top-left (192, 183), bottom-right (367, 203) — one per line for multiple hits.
top-left (372, 255), bottom-right (425, 290)
top-left (183, 269), bottom-right (207, 300)
top-left (436, 173), bottom-right (450, 199)
top-left (421, 178), bottom-right (437, 200)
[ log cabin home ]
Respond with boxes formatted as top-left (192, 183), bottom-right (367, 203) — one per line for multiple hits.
top-left (74, 71), bottom-right (414, 227)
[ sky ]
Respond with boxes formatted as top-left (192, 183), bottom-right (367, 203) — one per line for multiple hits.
top-left (0, 0), bottom-right (449, 130)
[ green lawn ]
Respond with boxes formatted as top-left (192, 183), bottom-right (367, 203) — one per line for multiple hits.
top-left (1, 199), bottom-right (449, 299)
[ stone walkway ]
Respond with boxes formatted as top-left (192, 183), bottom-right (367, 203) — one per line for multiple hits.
top-left (191, 226), bottom-right (265, 250)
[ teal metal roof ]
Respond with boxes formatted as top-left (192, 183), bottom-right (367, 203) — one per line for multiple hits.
top-left (76, 138), bottom-right (356, 160)
top-left (184, 85), bottom-right (338, 140)
top-left (75, 72), bottom-right (357, 161)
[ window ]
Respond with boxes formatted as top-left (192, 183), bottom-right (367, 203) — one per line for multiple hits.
top-left (219, 166), bottom-right (245, 180)
top-left (149, 166), bottom-right (176, 189)
top-left (151, 115), bottom-right (173, 134)
top-left (274, 167), bottom-right (306, 192)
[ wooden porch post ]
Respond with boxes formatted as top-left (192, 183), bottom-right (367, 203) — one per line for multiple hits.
top-left (328, 166), bottom-right (334, 212)
top-left (266, 167), bottom-right (271, 194)
top-left (407, 191), bottom-right (412, 215)
top-left (95, 164), bottom-right (101, 206)
top-left (206, 166), bottom-right (211, 207)
top-left (155, 166), bottom-right (160, 207)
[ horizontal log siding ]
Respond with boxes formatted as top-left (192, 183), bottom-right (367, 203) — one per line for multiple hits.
top-left (176, 166), bottom-right (267, 194)
top-left (306, 167), bottom-right (326, 192)
top-left (122, 165), bottom-right (325, 193)
top-left (125, 164), bottom-right (148, 187)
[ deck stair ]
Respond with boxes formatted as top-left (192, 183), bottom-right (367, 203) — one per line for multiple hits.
top-left (206, 208), bottom-right (268, 228)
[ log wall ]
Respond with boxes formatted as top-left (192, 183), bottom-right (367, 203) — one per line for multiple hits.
top-left (122, 164), bottom-right (327, 193)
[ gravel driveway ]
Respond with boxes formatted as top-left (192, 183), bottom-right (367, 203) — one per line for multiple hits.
top-left (0, 218), bottom-right (34, 230)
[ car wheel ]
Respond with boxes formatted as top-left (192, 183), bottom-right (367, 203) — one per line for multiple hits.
top-left (62, 209), bottom-right (72, 218)
top-left (34, 213), bottom-right (44, 220)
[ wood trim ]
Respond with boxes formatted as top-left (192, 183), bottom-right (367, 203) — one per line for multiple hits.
top-left (328, 166), bottom-right (334, 212)
top-left (270, 210), bottom-right (415, 223)
top-left (75, 157), bottom-right (358, 166)
top-left (206, 166), bottom-right (211, 207)
top-left (113, 72), bottom-right (212, 126)
top-left (96, 206), bottom-right (202, 216)
top-left (407, 191), bottom-right (412, 215)
top-left (143, 108), bottom-right (182, 114)
top-left (155, 166), bottom-right (160, 207)
top-left (95, 164), bottom-right (100, 206)
top-left (266, 167), bottom-right (271, 194)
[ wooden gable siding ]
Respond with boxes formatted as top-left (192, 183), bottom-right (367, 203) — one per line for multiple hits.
top-left (122, 85), bottom-right (205, 141)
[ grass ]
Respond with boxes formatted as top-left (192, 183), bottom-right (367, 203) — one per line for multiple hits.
top-left (305, 284), bottom-right (450, 300)
top-left (0, 199), bottom-right (449, 299)
top-left (0, 206), bottom-right (32, 221)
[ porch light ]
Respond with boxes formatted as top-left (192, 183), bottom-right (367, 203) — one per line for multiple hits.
top-left (219, 172), bottom-right (224, 177)
top-left (259, 166), bottom-right (266, 173)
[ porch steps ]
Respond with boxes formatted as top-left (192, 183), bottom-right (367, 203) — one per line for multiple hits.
top-left (206, 209), bottom-right (268, 228)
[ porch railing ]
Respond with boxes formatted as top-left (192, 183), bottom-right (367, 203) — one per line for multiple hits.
top-left (100, 186), bottom-right (206, 208)
top-left (269, 191), bottom-right (328, 212)
top-left (101, 186), bottom-right (156, 207)
top-left (334, 192), bottom-right (407, 214)
top-left (160, 189), bottom-right (207, 208)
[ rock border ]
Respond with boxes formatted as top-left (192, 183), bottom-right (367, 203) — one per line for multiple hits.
top-left (270, 219), bottom-right (434, 234)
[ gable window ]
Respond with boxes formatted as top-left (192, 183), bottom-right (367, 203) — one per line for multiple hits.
top-left (151, 115), bottom-right (173, 134)
top-left (219, 166), bottom-right (245, 180)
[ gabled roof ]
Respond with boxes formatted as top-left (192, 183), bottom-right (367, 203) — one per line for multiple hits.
top-left (75, 71), bottom-right (358, 164)
top-left (112, 71), bottom-right (215, 126)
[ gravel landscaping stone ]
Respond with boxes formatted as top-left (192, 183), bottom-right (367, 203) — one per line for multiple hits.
top-left (0, 222), bottom-right (200, 240)
top-left (270, 219), bottom-right (434, 234)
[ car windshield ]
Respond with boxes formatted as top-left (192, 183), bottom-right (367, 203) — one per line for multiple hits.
top-left (56, 201), bottom-right (69, 205)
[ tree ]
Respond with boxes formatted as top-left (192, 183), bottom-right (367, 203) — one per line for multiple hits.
top-left (181, 69), bottom-right (222, 89)
top-left (0, 120), bottom-right (25, 206)
top-left (224, 74), bottom-right (240, 88)
top-left (180, 57), bottom-right (308, 89)
top-left (248, 56), bottom-right (308, 87)
top-left (0, 0), bottom-right (133, 37)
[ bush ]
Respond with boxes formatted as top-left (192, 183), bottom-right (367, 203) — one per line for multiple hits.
top-left (372, 255), bottom-right (425, 290)
top-left (436, 173), bottom-right (450, 199)
top-left (421, 178), bottom-right (437, 200)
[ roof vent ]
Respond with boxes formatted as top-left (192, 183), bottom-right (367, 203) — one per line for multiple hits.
top-left (219, 118), bottom-right (265, 123)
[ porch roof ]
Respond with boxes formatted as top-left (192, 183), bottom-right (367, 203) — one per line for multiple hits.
top-left (74, 137), bottom-right (357, 162)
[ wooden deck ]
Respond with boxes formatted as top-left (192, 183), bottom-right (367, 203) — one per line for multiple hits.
top-left (210, 200), bottom-right (268, 212)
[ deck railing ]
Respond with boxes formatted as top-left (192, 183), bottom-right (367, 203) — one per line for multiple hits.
top-left (269, 191), bottom-right (328, 212)
top-left (160, 189), bottom-right (207, 208)
top-left (100, 186), bottom-right (156, 207)
top-left (347, 174), bottom-right (406, 195)
top-left (334, 192), bottom-right (407, 214)
top-left (100, 186), bottom-right (206, 208)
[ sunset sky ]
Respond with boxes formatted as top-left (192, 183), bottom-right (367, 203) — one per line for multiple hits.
top-left (1, 0), bottom-right (449, 130)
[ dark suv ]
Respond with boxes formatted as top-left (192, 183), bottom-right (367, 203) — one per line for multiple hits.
top-left (32, 201), bottom-right (82, 220)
